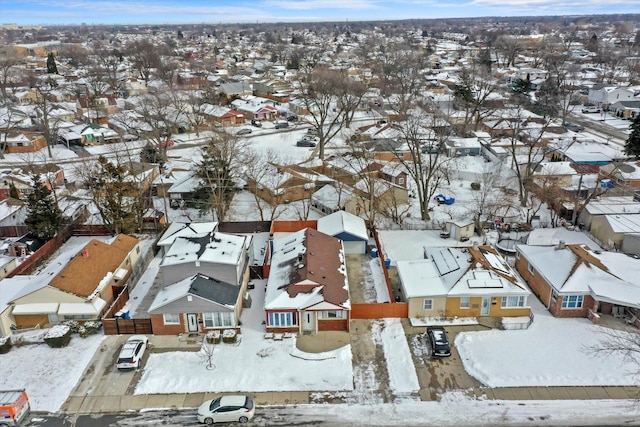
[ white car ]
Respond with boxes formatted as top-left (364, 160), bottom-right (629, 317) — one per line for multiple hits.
top-left (115, 335), bottom-right (148, 370)
top-left (197, 395), bottom-right (255, 424)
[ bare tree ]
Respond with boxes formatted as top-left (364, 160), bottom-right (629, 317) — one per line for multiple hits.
top-left (243, 150), bottom-right (291, 221)
top-left (587, 328), bottom-right (640, 395)
top-left (0, 47), bottom-right (21, 101)
top-left (125, 39), bottom-right (161, 85)
top-left (453, 64), bottom-right (498, 135)
top-left (494, 35), bottom-right (522, 68)
top-left (26, 73), bottom-right (62, 158)
top-left (393, 108), bottom-right (452, 221)
top-left (294, 67), bottom-right (350, 160)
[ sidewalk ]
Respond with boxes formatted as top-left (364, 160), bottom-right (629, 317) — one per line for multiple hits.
top-left (61, 325), bottom-right (640, 416)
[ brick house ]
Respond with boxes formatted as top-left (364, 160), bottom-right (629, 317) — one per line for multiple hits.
top-left (515, 242), bottom-right (640, 326)
top-left (264, 228), bottom-right (350, 334)
top-left (397, 245), bottom-right (531, 320)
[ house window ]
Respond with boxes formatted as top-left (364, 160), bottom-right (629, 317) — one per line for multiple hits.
top-left (527, 263), bottom-right (535, 275)
top-left (501, 295), bottom-right (526, 308)
top-left (203, 312), bottom-right (235, 328)
top-left (318, 310), bottom-right (346, 319)
top-left (136, 246), bottom-right (140, 254)
top-left (268, 312), bottom-right (297, 327)
top-left (398, 177), bottom-right (405, 185)
top-left (163, 313), bottom-right (180, 325)
top-left (423, 299), bottom-right (433, 310)
top-left (460, 296), bottom-right (470, 309)
top-left (561, 295), bottom-right (584, 309)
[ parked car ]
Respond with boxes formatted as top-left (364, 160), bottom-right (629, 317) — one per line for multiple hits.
top-left (296, 139), bottom-right (316, 147)
top-left (236, 128), bottom-right (252, 136)
top-left (307, 127), bottom-right (319, 136)
top-left (275, 121), bottom-right (289, 129)
top-left (161, 139), bottom-right (175, 148)
top-left (116, 335), bottom-right (149, 370)
top-left (581, 105), bottom-right (600, 113)
top-left (426, 326), bottom-right (451, 357)
top-left (250, 120), bottom-right (262, 127)
top-left (434, 194), bottom-right (455, 205)
top-left (197, 395), bottom-right (255, 424)
top-left (287, 115), bottom-right (298, 122)
top-left (564, 122), bottom-right (584, 132)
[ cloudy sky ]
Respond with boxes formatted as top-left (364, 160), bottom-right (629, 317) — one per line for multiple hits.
top-left (1, 0), bottom-right (637, 26)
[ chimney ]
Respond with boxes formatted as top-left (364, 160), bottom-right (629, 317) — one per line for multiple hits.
top-left (81, 249), bottom-right (89, 258)
top-left (557, 240), bottom-right (566, 250)
top-left (297, 253), bottom-right (303, 262)
top-left (472, 241), bottom-right (479, 250)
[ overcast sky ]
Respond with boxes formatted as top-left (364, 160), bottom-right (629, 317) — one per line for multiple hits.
top-left (1, 0), bottom-right (638, 26)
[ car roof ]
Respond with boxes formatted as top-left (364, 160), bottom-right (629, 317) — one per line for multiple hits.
top-left (127, 335), bottom-right (147, 342)
top-left (219, 395), bottom-right (248, 406)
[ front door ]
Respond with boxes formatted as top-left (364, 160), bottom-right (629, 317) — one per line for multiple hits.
top-left (481, 297), bottom-right (491, 316)
top-left (302, 311), bottom-right (314, 332)
top-left (187, 313), bottom-right (199, 332)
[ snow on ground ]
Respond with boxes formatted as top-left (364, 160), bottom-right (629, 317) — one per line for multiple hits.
top-left (2, 230), bottom-right (640, 422)
top-left (135, 279), bottom-right (353, 394)
top-left (456, 295), bottom-right (639, 387)
top-left (377, 230), bottom-right (476, 263)
top-left (375, 319), bottom-right (420, 395)
top-left (0, 332), bottom-right (104, 412)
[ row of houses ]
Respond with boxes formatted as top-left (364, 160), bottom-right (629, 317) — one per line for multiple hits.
top-left (4, 210), bottom-right (638, 339)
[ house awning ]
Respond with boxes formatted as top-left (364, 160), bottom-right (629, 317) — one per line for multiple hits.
top-left (58, 298), bottom-right (106, 316)
top-left (11, 303), bottom-right (59, 315)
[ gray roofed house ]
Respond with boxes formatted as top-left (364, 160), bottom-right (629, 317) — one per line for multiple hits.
top-left (148, 273), bottom-right (244, 335)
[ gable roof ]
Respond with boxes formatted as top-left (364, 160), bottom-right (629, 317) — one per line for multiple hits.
top-left (317, 210), bottom-right (368, 241)
top-left (265, 228), bottom-right (349, 311)
top-left (517, 243), bottom-right (640, 308)
top-left (148, 273), bottom-right (240, 313)
top-left (49, 234), bottom-right (138, 299)
top-left (401, 245), bottom-right (529, 298)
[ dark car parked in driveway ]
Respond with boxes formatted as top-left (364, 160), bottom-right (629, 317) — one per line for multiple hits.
top-left (296, 139), bottom-right (316, 147)
top-left (251, 120), bottom-right (262, 127)
top-left (426, 326), bottom-right (451, 357)
top-left (275, 121), bottom-right (289, 129)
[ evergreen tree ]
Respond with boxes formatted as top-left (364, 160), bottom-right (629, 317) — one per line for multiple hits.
top-left (625, 114), bottom-right (640, 159)
top-left (46, 52), bottom-right (58, 74)
top-left (140, 144), bottom-right (162, 164)
top-left (8, 183), bottom-right (20, 199)
top-left (194, 135), bottom-right (242, 221)
top-left (25, 174), bottom-right (63, 240)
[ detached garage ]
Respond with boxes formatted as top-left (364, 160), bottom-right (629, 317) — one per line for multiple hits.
top-left (317, 211), bottom-right (369, 254)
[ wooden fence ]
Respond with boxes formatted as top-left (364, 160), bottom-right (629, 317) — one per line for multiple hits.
top-left (7, 226), bottom-right (74, 277)
top-left (103, 318), bottom-right (153, 335)
top-left (351, 302), bottom-right (408, 319)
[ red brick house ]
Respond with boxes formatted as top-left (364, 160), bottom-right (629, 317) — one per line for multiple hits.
top-left (515, 242), bottom-right (640, 326)
top-left (264, 228), bottom-right (350, 334)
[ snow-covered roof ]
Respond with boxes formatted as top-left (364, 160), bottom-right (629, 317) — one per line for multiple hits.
top-left (161, 232), bottom-right (247, 267)
top-left (604, 214), bottom-right (640, 234)
top-left (265, 228), bottom-right (349, 311)
top-left (57, 298), bottom-right (106, 316)
top-left (149, 273), bottom-right (239, 313)
top-left (317, 211), bottom-right (368, 241)
top-left (397, 259), bottom-right (448, 298)
top-left (157, 222), bottom-right (218, 248)
top-left (585, 198), bottom-right (640, 215)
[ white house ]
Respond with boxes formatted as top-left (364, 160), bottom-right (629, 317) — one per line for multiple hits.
top-left (588, 85), bottom-right (634, 108)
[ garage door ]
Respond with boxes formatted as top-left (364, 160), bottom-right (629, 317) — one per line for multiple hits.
top-left (343, 240), bottom-right (365, 254)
